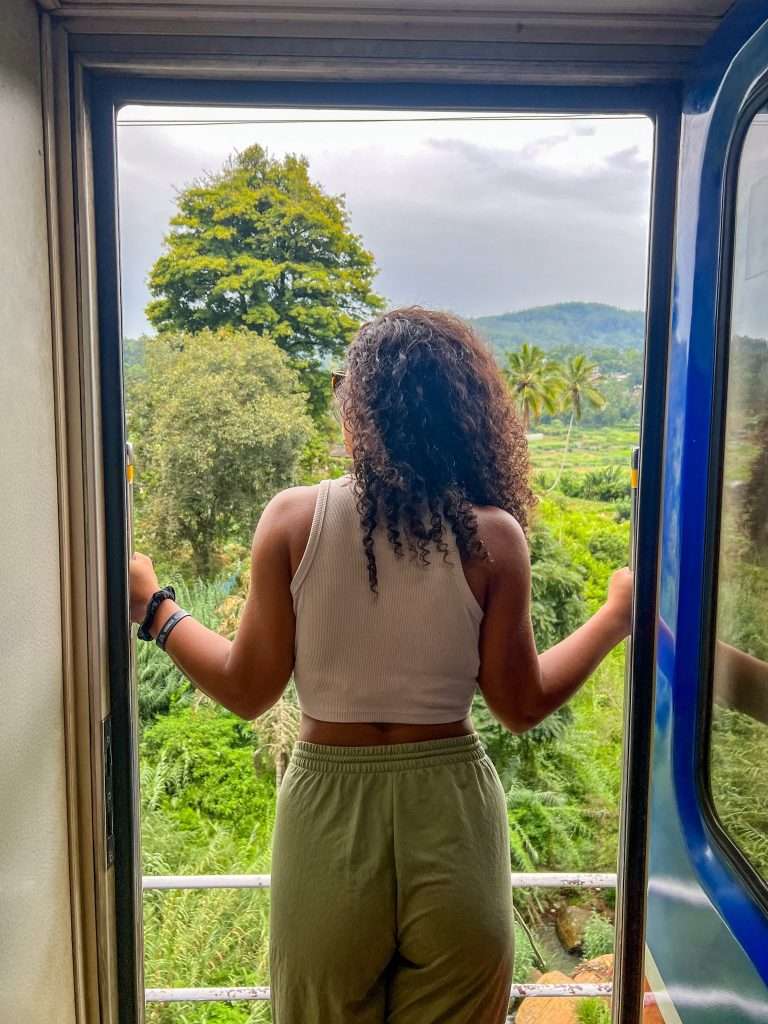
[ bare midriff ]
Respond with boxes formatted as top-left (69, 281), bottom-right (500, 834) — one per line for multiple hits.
top-left (298, 713), bottom-right (474, 746)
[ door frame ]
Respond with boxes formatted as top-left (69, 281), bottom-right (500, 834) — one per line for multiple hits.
top-left (647, 15), bottom-right (768, 996)
top-left (637, 10), bottom-right (768, 1018)
top-left (44, 18), bottom-right (681, 1022)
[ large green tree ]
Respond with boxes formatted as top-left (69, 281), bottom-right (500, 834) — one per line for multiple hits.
top-left (128, 327), bottom-right (313, 578)
top-left (146, 145), bottom-right (383, 414)
top-left (503, 343), bottom-right (562, 431)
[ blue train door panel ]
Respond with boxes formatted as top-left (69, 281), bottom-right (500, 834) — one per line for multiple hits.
top-left (647, 5), bottom-right (768, 1022)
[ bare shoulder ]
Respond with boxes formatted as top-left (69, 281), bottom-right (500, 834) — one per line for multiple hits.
top-left (460, 505), bottom-right (530, 611)
top-left (261, 484), bottom-right (319, 524)
top-left (256, 484), bottom-right (321, 573)
top-left (473, 505), bottom-right (529, 567)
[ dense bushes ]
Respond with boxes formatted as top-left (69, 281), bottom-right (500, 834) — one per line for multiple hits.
top-left (528, 523), bottom-right (587, 649)
top-left (587, 531), bottom-right (628, 567)
top-left (557, 467), bottom-right (629, 503)
top-left (142, 706), bottom-right (275, 836)
top-left (471, 512), bottom-right (627, 877)
top-left (534, 497), bottom-right (629, 613)
top-left (577, 999), bottom-right (611, 1024)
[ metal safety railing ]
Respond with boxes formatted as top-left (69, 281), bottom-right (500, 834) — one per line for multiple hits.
top-left (142, 871), bottom-right (617, 892)
top-left (142, 871), bottom-right (641, 1015)
top-left (145, 982), bottom-right (617, 1004)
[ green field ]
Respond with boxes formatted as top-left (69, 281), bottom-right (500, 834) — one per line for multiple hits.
top-left (528, 425), bottom-right (637, 474)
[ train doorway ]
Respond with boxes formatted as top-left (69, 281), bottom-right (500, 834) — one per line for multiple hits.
top-left (93, 83), bottom-right (671, 1024)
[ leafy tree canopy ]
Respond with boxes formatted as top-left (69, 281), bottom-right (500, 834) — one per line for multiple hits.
top-left (127, 327), bottom-right (314, 578)
top-left (146, 145), bottom-right (384, 413)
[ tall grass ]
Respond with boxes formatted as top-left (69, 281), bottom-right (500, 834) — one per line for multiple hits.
top-left (140, 675), bottom-right (277, 1021)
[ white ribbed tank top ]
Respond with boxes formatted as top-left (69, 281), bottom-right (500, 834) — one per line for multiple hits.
top-left (291, 475), bottom-right (483, 723)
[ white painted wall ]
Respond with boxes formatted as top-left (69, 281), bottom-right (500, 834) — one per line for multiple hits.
top-left (0, 2), bottom-right (76, 1021)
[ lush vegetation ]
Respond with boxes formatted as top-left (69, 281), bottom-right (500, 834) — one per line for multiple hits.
top-left (577, 1000), bottom-right (611, 1024)
top-left (130, 141), bottom-right (767, 1022)
top-left (582, 913), bottom-right (615, 961)
top-left (128, 329), bottom-right (314, 578)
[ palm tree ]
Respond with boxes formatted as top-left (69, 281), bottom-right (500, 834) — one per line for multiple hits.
top-left (503, 343), bottom-right (562, 432)
top-left (550, 354), bottom-right (606, 488)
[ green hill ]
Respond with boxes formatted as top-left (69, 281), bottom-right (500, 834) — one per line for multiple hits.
top-left (471, 302), bottom-right (644, 353)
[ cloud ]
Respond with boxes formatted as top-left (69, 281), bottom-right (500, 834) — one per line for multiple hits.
top-left (116, 114), bottom-right (652, 336)
top-left (425, 137), bottom-right (650, 217)
top-left (605, 144), bottom-right (647, 171)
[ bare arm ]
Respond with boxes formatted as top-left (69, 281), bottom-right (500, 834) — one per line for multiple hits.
top-left (713, 640), bottom-right (768, 725)
top-left (129, 487), bottom-right (315, 720)
top-left (476, 509), bottom-right (632, 733)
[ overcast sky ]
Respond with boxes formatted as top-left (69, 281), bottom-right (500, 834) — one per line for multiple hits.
top-left (116, 106), bottom-right (654, 339)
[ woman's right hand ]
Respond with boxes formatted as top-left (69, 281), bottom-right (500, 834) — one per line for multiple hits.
top-left (604, 566), bottom-right (634, 640)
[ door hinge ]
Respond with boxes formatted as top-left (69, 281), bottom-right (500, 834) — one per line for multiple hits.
top-left (103, 714), bottom-right (115, 868)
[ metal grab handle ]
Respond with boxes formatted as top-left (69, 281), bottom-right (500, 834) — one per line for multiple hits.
top-left (629, 445), bottom-right (639, 572)
top-left (126, 440), bottom-right (135, 559)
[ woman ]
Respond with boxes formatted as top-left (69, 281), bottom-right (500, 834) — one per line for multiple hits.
top-left (130, 307), bottom-right (632, 1024)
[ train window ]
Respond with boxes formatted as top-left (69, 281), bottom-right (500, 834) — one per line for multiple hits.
top-left (708, 109), bottom-right (768, 890)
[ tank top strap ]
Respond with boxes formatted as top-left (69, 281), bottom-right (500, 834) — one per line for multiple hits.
top-left (290, 478), bottom-right (332, 597)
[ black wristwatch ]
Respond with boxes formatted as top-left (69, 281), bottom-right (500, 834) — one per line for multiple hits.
top-left (137, 586), bottom-right (176, 641)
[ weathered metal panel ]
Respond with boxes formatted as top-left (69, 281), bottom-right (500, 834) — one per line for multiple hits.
top-left (0, 3), bottom-right (76, 1024)
top-left (42, 0), bottom-right (738, 86)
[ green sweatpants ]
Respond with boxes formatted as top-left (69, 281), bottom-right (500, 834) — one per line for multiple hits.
top-left (270, 734), bottom-right (513, 1023)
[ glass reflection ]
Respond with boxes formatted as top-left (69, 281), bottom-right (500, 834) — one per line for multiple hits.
top-left (710, 112), bottom-right (768, 885)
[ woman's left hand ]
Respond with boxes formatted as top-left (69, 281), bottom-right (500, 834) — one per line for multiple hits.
top-left (130, 552), bottom-right (160, 624)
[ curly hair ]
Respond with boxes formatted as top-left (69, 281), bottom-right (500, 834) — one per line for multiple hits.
top-left (336, 307), bottom-right (534, 592)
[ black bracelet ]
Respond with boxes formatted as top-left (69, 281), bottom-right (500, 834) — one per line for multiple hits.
top-left (137, 586), bottom-right (176, 641)
top-left (156, 609), bottom-right (191, 651)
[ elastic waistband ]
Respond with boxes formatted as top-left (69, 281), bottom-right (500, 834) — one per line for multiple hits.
top-left (289, 733), bottom-right (486, 774)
